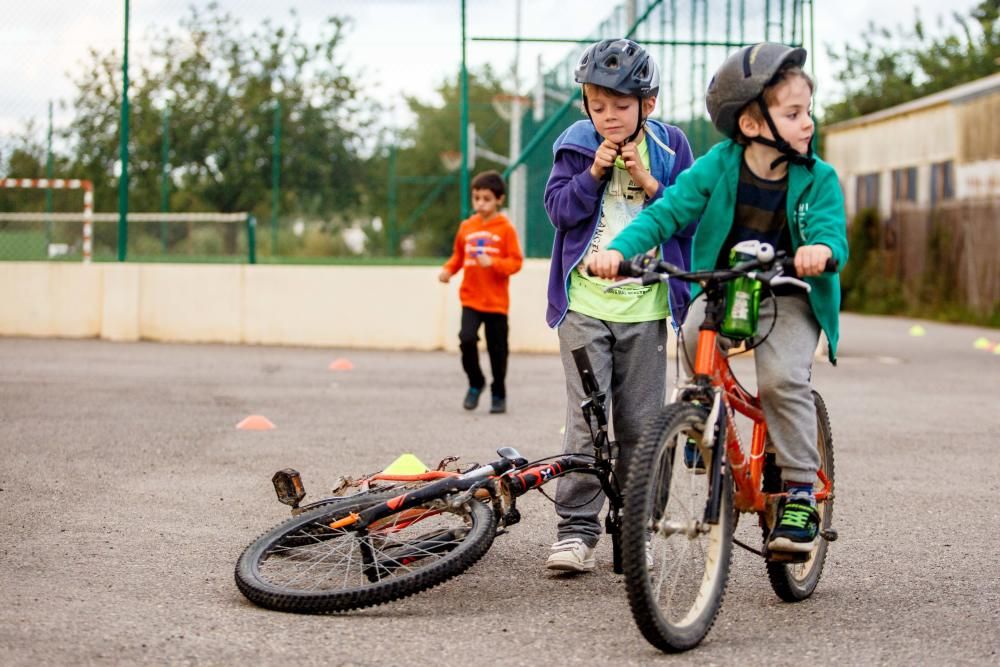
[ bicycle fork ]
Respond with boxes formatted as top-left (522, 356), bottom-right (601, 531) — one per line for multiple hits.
top-left (701, 389), bottom-right (727, 526)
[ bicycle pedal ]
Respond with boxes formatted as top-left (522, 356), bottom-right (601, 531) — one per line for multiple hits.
top-left (766, 550), bottom-right (810, 564)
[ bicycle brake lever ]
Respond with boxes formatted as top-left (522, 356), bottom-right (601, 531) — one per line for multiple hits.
top-left (768, 275), bottom-right (812, 293)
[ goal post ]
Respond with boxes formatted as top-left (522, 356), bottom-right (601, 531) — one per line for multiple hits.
top-left (1, 178), bottom-right (93, 262)
top-left (0, 180), bottom-right (257, 264)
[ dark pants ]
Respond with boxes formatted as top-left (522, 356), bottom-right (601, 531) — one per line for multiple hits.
top-left (459, 307), bottom-right (509, 398)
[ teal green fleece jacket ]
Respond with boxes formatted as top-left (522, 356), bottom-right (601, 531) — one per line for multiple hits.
top-left (608, 140), bottom-right (849, 362)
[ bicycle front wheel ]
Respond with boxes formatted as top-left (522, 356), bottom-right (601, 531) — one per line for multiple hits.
top-left (766, 390), bottom-right (835, 601)
top-left (622, 402), bottom-right (734, 653)
top-left (235, 492), bottom-right (497, 613)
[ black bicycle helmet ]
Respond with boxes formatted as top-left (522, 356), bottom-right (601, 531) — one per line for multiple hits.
top-left (575, 39), bottom-right (660, 146)
top-left (705, 43), bottom-right (814, 168)
top-left (574, 38), bottom-right (660, 98)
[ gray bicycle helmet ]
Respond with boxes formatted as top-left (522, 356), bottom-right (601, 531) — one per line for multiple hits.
top-left (705, 43), bottom-right (806, 137)
top-left (574, 38), bottom-right (660, 98)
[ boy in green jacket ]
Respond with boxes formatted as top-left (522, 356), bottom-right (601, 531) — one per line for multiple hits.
top-left (588, 43), bottom-right (848, 553)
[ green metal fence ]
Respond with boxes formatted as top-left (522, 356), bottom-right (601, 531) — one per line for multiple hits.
top-left (493, 0), bottom-right (814, 257)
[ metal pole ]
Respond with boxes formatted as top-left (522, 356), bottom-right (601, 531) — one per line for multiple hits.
top-left (160, 104), bottom-right (170, 253)
top-left (247, 215), bottom-right (256, 264)
top-left (460, 0), bottom-right (470, 219)
top-left (45, 101), bottom-right (53, 247)
top-left (387, 143), bottom-right (398, 257)
top-left (271, 99), bottom-right (281, 255)
top-left (118, 0), bottom-right (130, 261)
top-left (509, 0), bottom-right (526, 245)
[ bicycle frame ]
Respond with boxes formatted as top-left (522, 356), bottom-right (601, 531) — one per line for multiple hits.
top-left (689, 285), bottom-right (831, 517)
top-left (315, 346), bottom-right (628, 570)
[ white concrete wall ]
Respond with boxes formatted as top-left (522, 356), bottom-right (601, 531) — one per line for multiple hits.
top-left (0, 260), bottom-right (560, 352)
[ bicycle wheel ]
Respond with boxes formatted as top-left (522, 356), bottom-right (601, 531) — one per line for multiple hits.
top-left (766, 390), bottom-right (835, 601)
top-left (622, 402), bottom-right (735, 653)
top-left (235, 490), bottom-right (497, 613)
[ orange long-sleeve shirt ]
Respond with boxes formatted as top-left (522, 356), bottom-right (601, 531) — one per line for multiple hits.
top-left (442, 212), bottom-right (523, 314)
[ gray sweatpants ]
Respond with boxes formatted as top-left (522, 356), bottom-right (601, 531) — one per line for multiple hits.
top-left (680, 293), bottom-right (821, 484)
top-left (553, 310), bottom-right (667, 548)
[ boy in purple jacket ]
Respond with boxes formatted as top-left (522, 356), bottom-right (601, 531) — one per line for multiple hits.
top-left (543, 38), bottom-right (697, 572)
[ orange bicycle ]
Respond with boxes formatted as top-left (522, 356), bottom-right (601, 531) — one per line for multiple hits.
top-left (613, 244), bottom-right (838, 652)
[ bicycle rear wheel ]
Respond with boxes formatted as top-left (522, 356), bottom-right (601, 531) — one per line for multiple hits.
top-left (766, 390), bottom-right (835, 601)
top-left (622, 402), bottom-right (734, 652)
top-left (235, 492), bottom-right (497, 613)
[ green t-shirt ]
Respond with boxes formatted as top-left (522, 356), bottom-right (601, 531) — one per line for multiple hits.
top-left (568, 137), bottom-right (669, 323)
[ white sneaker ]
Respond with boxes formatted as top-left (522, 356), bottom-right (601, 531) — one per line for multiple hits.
top-left (545, 537), bottom-right (596, 572)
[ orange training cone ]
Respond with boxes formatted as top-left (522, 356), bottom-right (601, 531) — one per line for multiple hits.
top-left (237, 415), bottom-right (276, 430)
top-left (329, 358), bottom-right (354, 371)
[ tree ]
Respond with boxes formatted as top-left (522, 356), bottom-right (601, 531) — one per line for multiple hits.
top-left (366, 67), bottom-right (512, 257)
top-left (823, 0), bottom-right (1000, 125)
top-left (63, 4), bottom-right (376, 226)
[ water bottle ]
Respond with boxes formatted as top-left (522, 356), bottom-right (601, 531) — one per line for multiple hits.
top-left (720, 241), bottom-right (763, 339)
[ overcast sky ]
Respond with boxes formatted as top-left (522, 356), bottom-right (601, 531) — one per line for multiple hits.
top-left (0, 0), bottom-right (985, 143)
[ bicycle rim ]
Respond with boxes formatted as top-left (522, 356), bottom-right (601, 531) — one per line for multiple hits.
top-left (235, 495), bottom-right (496, 613)
top-left (623, 402), bottom-right (734, 653)
top-left (766, 390), bottom-right (834, 600)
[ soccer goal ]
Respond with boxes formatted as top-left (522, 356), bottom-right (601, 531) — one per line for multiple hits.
top-left (0, 178), bottom-right (255, 263)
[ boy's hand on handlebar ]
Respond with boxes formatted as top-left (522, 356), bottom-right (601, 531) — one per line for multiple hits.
top-left (589, 139), bottom-right (618, 181)
top-left (794, 244), bottom-right (833, 277)
top-left (586, 249), bottom-right (625, 279)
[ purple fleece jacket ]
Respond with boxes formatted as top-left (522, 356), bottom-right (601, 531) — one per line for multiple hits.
top-left (543, 119), bottom-right (697, 328)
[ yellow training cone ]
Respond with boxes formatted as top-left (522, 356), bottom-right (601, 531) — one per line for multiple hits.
top-left (382, 453), bottom-right (430, 475)
top-left (909, 325), bottom-right (926, 337)
top-left (973, 337), bottom-right (992, 350)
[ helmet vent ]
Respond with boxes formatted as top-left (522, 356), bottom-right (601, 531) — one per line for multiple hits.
top-left (604, 55), bottom-right (620, 69)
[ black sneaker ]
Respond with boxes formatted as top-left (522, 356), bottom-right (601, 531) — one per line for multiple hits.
top-left (768, 497), bottom-right (819, 553)
top-left (463, 387), bottom-right (482, 410)
top-left (490, 395), bottom-right (506, 414)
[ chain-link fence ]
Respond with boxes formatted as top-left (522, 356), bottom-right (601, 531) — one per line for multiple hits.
top-left (1, 1), bottom-right (813, 263)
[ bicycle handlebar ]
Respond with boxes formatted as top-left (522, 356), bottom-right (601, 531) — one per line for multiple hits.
top-left (613, 251), bottom-right (837, 291)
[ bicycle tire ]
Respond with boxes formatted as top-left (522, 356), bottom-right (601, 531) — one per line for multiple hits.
top-left (235, 490), bottom-right (497, 613)
top-left (765, 390), bottom-right (835, 601)
top-left (622, 402), bottom-right (735, 653)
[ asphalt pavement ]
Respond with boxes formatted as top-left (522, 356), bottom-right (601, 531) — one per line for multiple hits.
top-left (1, 312), bottom-right (998, 666)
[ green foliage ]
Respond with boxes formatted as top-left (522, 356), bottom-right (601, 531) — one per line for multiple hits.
top-left (824, 0), bottom-right (1000, 125)
top-left (57, 5), bottom-right (376, 222)
top-left (841, 208), bottom-right (907, 314)
top-left (366, 67), bottom-right (512, 257)
top-left (841, 208), bottom-right (999, 327)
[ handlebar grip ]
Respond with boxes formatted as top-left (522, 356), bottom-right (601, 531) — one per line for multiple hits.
top-left (779, 257), bottom-right (839, 277)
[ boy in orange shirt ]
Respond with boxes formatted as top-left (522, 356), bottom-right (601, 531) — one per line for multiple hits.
top-left (439, 170), bottom-right (523, 413)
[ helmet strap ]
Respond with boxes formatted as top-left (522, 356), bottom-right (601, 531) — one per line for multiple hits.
top-left (750, 97), bottom-right (815, 170)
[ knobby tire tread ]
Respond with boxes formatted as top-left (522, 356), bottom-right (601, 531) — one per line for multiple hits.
top-left (235, 490), bottom-right (497, 613)
top-left (765, 390), bottom-right (835, 601)
top-left (622, 402), bottom-right (734, 653)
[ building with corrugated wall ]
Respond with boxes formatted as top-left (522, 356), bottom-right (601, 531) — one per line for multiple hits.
top-left (824, 72), bottom-right (1000, 220)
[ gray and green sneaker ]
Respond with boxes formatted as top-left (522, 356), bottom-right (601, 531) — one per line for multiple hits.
top-left (768, 497), bottom-right (819, 553)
